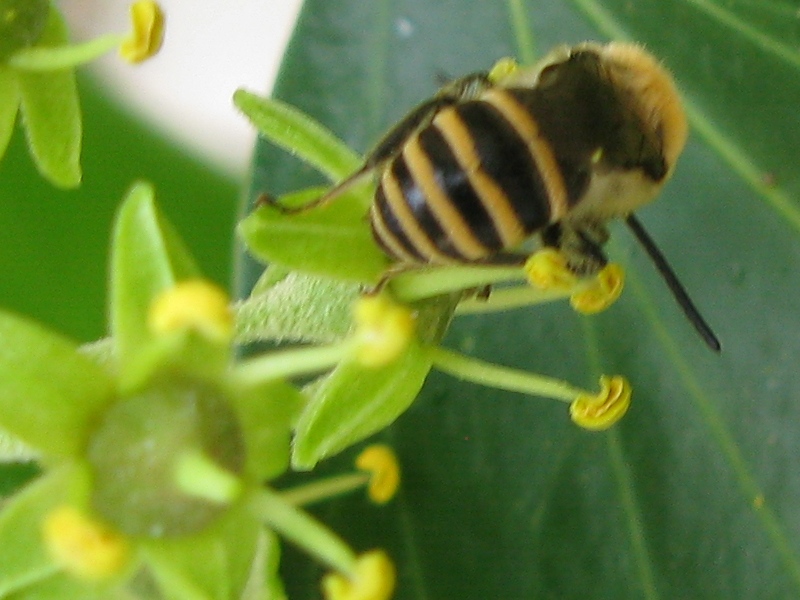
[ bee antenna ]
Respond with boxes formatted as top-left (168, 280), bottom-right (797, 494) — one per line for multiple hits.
top-left (625, 214), bottom-right (721, 352)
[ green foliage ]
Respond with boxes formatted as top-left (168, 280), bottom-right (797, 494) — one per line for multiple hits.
top-left (233, 90), bottom-right (362, 184)
top-left (109, 182), bottom-right (201, 383)
top-left (140, 507), bottom-right (283, 600)
top-left (0, 310), bottom-right (113, 459)
top-left (0, 0), bottom-right (163, 189)
top-left (241, 0), bottom-right (800, 598)
top-left (0, 465), bottom-right (91, 597)
top-left (2, 5), bottom-right (81, 188)
top-left (292, 343), bottom-right (433, 470)
top-left (0, 0), bottom-right (49, 60)
top-left (239, 189), bottom-right (388, 283)
top-left (0, 0), bottom-right (797, 598)
top-left (0, 183), bottom-right (365, 599)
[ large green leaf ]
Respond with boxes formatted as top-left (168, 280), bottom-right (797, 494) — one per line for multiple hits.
top-left (241, 0), bottom-right (800, 597)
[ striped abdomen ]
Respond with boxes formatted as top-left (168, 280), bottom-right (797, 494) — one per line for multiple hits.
top-left (369, 88), bottom-right (570, 264)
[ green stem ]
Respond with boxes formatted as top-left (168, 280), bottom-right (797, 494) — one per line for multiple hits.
top-left (8, 34), bottom-right (124, 70)
top-left (506, 0), bottom-right (537, 64)
top-left (234, 340), bottom-right (352, 385)
top-left (455, 284), bottom-right (569, 315)
top-left (247, 486), bottom-right (358, 576)
top-left (391, 265), bottom-right (524, 303)
top-left (281, 473), bottom-right (369, 506)
top-left (429, 346), bottom-right (583, 403)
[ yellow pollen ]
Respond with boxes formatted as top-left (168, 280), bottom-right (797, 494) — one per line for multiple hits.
top-left (322, 550), bottom-right (396, 600)
top-left (488, 57), bottom-right (519, 83)
top-left (120, 1), bottom-right (165, 63)
top-left (524, 248), bottom-right (578, 292)
top-left (570, 376), bottom-right (632, 431)
top-left (42, 506), bottom-right (130, 581)
top-left (570, 263), bottom-right (625, 314)
top-left (352, 295), bottom-right (415, 368)
top-left (355, 445), bottom-right (400, 504)
top-left (148, 279), bottom-right (233, 342)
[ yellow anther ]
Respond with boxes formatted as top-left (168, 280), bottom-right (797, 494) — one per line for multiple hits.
top-left (355, 445), bottom-right (400, 504)
top-left (322, 550), bottom-right (396, 600)
top-left (524, 248), bottom-right (578, 292)
top-left (352, 295), bottom-right (415, 368)
top-left (42, 506), bottom-right (130, 581)
top-left (148, 279), bottom-right (234, 342)
top-left (570, 263), bottom-right (625, 314)
top-left (570, 375), bottom-right (631, 431)
top-left (488, 57), bottom-right (519, 83)
top-left (120, 1), bottom-right (165, 63)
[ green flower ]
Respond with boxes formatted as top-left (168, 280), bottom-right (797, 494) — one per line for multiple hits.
top-left (0, 182), bottom-right (397, 600)
top-left (0, 0), bottom-right (165, 188)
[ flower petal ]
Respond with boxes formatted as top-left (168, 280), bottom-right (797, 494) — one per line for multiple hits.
top-left (109, 182), bottom-right (200, 377)
top-left (15, 7), bottom-right (81, 188)
top-left (0, 310), bottom-right (114, 459)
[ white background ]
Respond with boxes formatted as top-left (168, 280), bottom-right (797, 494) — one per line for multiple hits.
top-left (60, 0), bottom-right (304, 176)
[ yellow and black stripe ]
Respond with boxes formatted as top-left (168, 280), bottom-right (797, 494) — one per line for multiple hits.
top-left (369, 88), bottom-right (571, 265)
top-left (365, 44), bottom-right (678, 267)
top-left (264, 43), bottom-right (721, 350)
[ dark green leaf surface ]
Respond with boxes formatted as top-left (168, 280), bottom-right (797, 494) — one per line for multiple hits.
top-left (243, 0), bottom-right (800, 597)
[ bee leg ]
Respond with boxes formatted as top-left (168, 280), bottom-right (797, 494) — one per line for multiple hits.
top-left (541, 222), bottom-right (609, 277)
top-left (255, 192), bottom-right (280, 208)
top-left (361, 263), bottom-right (420, 296)
top-left (256, 166), bottom-right (375, 215)
top-left (475, 285), bottom-right (492, 300)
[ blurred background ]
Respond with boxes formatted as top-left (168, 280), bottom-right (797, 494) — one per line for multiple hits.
top-left (0, 1), bottom-right (302, 342)
top-left (61, 0), bottom-right (303, 175)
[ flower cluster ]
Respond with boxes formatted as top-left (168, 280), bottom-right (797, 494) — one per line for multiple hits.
top-left (0, 184), bottom-right (399, 599)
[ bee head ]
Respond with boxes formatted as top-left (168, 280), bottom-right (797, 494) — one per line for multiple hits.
top-left (594, 42), bottom-right (688, 178)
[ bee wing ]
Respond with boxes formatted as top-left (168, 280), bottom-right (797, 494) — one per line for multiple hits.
top-left (265, 73), bottom-right (493, 215)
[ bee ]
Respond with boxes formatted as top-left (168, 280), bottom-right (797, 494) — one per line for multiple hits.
top-left (267, 41), bottom-right (720, 351)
